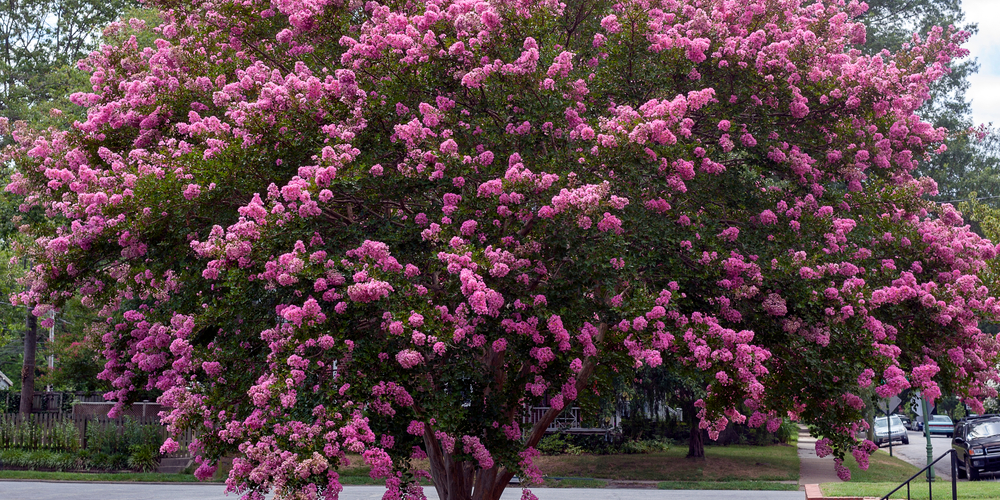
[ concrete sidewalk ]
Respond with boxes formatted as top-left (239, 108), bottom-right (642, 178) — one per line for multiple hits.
top-left (797, 426), bottom-right (845, 487)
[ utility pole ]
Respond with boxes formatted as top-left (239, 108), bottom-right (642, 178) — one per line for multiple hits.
top-left (19, 311), bottom-right (36, 415)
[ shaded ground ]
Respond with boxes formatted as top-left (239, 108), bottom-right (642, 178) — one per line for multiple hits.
top-left (534, 444), bottom-right (799, 482)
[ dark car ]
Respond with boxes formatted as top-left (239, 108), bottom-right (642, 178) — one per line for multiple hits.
top-left (953, 414), bottom-right (1000, 480)
top-left (897, 415), bottom-right (912, 430)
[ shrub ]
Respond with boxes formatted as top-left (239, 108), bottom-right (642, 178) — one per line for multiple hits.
top-left (0, 448), bottom-right (80, 470)
top-left (127, 443), bottom-right (162, 472)
top-left (536, 432), bottom-right (671, 456)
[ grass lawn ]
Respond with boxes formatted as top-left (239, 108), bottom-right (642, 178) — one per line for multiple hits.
top-left (839, 449), bottom-right (922, 483)
top-left (542, 478), bottom-right (609, 488)
top-left (823, 481), bottom-right (1000, 499)
top-left (820, 448), bottom-right (982, 499)
top-left (0, 443), bottom-right (799, 488)
top-left (657, 481), bottom-right (799, 490)
top-left (534, 443), bottom-right (799, 482)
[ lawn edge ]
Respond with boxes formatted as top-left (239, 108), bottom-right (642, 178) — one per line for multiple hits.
top-left (813, 482), bottom-right (887, 500)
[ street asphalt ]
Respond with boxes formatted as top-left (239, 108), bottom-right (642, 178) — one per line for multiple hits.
top-left (879, 430), bottom-right (959, 480)
top-left (0, 483), bottom-right (806, 500)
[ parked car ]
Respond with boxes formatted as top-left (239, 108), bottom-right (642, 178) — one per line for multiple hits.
top-left (910, 416), bottom-right (924, 431)
top-left (897, 415), bottom-right (912, 430)
top-left (953, 414), bottom-right (1000, 480)
top-left (874, 415), bottom-right (909, 446)
top-left (927, 415), bottom-right (955, 437)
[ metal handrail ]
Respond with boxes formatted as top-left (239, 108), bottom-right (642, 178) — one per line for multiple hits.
top-left (880, 449), bottom-right (957, 500)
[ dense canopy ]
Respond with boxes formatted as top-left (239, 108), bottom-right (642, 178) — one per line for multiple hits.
top-left (5, 0), bottom-right (1000, 498)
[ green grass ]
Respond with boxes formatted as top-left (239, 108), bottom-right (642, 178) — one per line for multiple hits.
top-left (0, 470), bottom-right (215, 482)
top-left (823, 481), bottom-right (1000, 499)
top-left (821, 448), bottom-right (974, 499)
top-left (657, 481), bottom-right (799, 490)
top-left (0, 444), bottom-right (800, 487)
top-left (535, 444), bottom-right (799, 481)
top-left (839, 449), bottom-right (922, 483)
top-left (338, 475), bottom-right (382, 485)
top-left (541, 478), bottom-right (608, 488)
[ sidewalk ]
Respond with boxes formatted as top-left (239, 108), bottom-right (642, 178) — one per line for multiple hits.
top-left (798, 426), bottom-right (845, 487)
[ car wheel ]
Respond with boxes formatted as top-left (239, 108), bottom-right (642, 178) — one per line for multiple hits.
top-left (968, 456), bottom-right (981, 481)
top-left (902, 436), bottom-right (909, 445)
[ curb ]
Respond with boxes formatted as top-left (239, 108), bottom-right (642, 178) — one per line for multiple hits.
top-left (804, 483), bottom-right (879, 500)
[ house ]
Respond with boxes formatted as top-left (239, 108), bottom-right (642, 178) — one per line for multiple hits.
top-left (0, 370), bottom-right (12, 390)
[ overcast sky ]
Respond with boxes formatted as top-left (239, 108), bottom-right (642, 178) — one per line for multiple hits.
top-left (963, 0), bottom-right (1000, 127)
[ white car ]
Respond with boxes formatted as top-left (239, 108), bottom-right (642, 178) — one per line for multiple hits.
top-left (875, 415), bottom-right (910, 446)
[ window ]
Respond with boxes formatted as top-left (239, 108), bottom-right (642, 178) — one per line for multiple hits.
top-left (968, 422), bottom-right (1000, 439)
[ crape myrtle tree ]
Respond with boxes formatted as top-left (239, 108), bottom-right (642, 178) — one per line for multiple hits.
top-left (5, 0), bottom-right (1000, 498)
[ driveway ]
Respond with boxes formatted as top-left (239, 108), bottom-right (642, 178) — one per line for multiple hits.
top-left (0, 482), bottom-right (805, 500)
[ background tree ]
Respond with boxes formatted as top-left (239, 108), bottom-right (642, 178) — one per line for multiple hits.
top-left (862, 0), bottom-right (1000, 204)
top-left (0, 0), bottom-right (139, 128)
top-left (6, 1), bottom-right (1000, 499)
top-left (0, 0), bottom-right (139, 414)
top-left (37, 296), bottom-right (109, 392)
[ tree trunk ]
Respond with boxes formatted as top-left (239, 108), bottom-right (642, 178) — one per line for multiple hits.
top-left (19, 311), bottom-right (37, 416)
top-left (684, 397), bottom-right (704, 459)
top-left (421, 323), bottom-right (608, 499)
top-left (686, 420), bottom-right (705, 459)
top-left (423, 422), bottom-right (516, 500)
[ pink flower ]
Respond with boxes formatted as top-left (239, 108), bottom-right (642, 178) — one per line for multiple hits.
top-left (346, 280), bottom-right (394, 303)
top-left (160, 438), bottom-right (180, 454)
top-left (815, 438), bottom-right (833, 458)
top-left (600, 15), bottom-right (621, 33)
top-left (183, 184), bottom-right (201, 200)
top-left (396, 349), bottom-right (424, 369)
top-left (834, 458), bottom-right (851, 481)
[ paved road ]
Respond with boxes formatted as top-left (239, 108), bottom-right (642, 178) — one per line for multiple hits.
top-left (0, 483), bottom-right (805, 500)
top-left (878, 430), bottom-right (966, 481)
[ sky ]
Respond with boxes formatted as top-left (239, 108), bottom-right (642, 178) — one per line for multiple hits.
top-left (963, 0), bottom-right (1000, 127)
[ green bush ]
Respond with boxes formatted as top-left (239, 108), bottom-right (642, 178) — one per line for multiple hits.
top-left (0, 448), bottom-right (80, 470)
top-left (537, 432), bottom-right (671, 455)
top-left (83, 418), bottom-right (164, 471)
top-left (537, 433), bottom-right (584, 455)
top-left (0, 414), bottom-right (81, 451)
top-left (0, 448), bottom-right (29, 467)
top-left (127, 444), bottom-right (161, 472)
top-left (618, 439), bottom-right (671, 454)
top-left (51, 419), bottom-right (80, 452)
top-left (0, 416), bottom-right (166, 471)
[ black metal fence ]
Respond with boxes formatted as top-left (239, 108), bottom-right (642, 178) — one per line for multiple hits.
top-left (881, 449), bottom-right (957, 500)
top-left (1, 391), bottom-right (107, 414)
top-left (0, 413), bottom-right (193, 458)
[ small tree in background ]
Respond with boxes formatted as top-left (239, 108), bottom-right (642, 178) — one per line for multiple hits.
top-left (5, 0), bottom-right (1000, 498)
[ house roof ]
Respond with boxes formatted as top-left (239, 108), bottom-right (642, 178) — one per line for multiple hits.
top-left (0, 370), bottom-right (13, 388)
